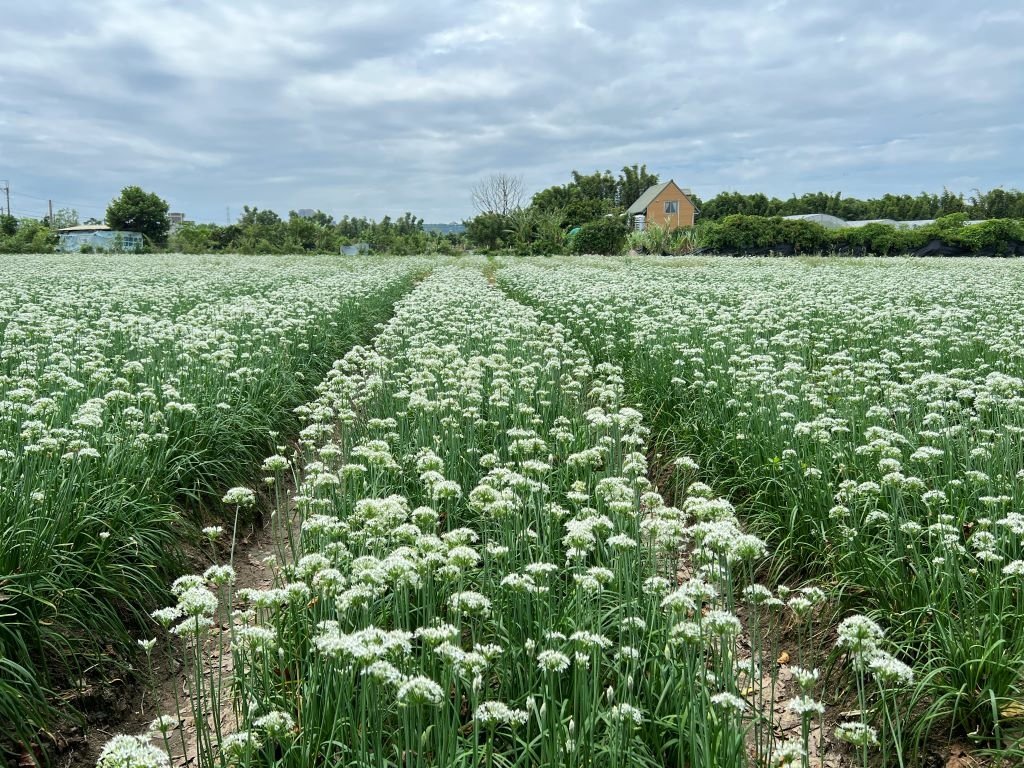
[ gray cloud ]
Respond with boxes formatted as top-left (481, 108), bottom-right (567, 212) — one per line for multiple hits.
top-left (1, 0), bottom-right (1021, 223)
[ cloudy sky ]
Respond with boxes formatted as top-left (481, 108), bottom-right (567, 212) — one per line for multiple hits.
top-left (1, 1), bottom-right (1022, 223)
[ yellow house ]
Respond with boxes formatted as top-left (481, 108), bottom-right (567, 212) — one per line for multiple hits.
top-left (627, 180), bottom-right (697, 229)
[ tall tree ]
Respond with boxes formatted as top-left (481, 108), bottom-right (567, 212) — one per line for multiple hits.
top-left (471, 173), bottom-right (525, 216)
top-left (532, 165), bottom-right (659, 225)
top-left (617, 164), bottom-right (659, 208)
top-left (570, 170), bottom-right (617, 205)
top-left (239, 206), bottom-right (282, 226)
top-left (106, 186), bottom-right (170, 246)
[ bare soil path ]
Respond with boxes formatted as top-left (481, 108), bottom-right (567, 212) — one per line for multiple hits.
top-left (64, 501), bottom-right (296, 768)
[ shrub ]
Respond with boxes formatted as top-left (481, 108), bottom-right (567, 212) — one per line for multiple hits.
top-left (571, 217), bottom-right (628, 255)
top-left (832, 223), bottom-right (928, 256)
top-left (777, 218), bottom-right (831, 253)
top-left (946, 218), bottom-right (1024, 254)
top-left (0, 218), bottom-right (58, 254)
top-left (704, 213), bottom-right (1024, 257)
top-left (627, 224), bottom-right (702, 256)
top-left (700, 215), bottom-right (771, 251)
top-left (700, 215), bottom-right (828, 254)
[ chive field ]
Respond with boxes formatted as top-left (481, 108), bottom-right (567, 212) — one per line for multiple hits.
top-left (501, 257), bottom-right (1024, 765)
top-left (2, 256), bottom-right (1021, 767)
top-left (0, 255), bottom-right (421, 756)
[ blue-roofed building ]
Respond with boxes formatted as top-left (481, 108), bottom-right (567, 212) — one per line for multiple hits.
top-left (57, 225), bottom-right (143, 252)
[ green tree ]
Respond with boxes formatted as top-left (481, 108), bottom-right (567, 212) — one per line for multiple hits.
top-left (531, 183), bottom-right (576, 213)
top-left (283, 212), bottom-right (343, 253)
top-left (289, 209), bottom-right (334, 227)
top-left (464, 212), bottom-right (510, 250)
top-left (238, 206), bottom-right (282, 227)
top-left (969, 188), bottom-right (1024, 219)
top-left (617, 164), bottom-right (659, 208)
top-left (570, 170), bottom-right (617, 204)
top-left (106, 186), bottom-right (171, 246)
top-left (336, 215), bottom-right (373, 240)
top-left (169, 222), bottom-right (217, 253)
top-left (531, 175), bottom-right (610, 228)
top-left (42, 207), bottom-right (79, 229)
top-left (936, 188), bottom-right (965, 217)
top-left (0, 218), bottom-right (57, 253)
top-left (393, 212), bottom-right (424, 235)
top-left (561, 198), bottom-right (607, 228)
top-left (286, 212), bottom-right (325, 252)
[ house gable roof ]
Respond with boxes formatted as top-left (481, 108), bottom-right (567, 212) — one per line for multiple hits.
top-left (626, 180), bottom-right (696, 215)
top-left (626, 181), bottom-right (671, 215)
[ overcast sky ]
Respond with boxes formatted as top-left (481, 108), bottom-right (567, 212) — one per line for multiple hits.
top-left (1, 1), bottom-right (1022, 224)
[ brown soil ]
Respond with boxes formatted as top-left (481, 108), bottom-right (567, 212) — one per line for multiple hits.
top-left (60, 498), bottom-right (297, 768)
top-left (645, 443), bottom-right (1006, 768)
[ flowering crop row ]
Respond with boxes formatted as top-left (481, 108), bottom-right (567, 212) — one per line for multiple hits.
top-left (499, 257), bottom-right (1024, 760)
top-left (125, 265), bottom-right (920, 768)
top-left (0, 254), bottom-right (421, 751)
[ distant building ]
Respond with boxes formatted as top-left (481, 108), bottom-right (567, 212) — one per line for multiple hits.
top-left (627, 181), bottom-right (698, 230)
top-left (168, 212), bottom-right (186, 225)
top-left (296, 209), bottom-right (316, 219)
top-left (57, 225), bottom-right (143, 252)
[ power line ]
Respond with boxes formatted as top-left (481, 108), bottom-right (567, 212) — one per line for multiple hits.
top-left (10, 190), bottom-right (54, 202)
top-left (14, 190), bottom-right (105, 208)
top-left (10, 190), bottom-right (106, 213)
top-left (1, 180), bottom-right (109, 222)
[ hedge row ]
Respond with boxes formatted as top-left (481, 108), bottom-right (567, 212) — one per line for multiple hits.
top-left (571, 218), bottom-right (629, 255)
top-left (699, 214), bottom-right (1024, 257)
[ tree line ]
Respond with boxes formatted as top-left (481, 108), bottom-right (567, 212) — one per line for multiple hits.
top-left (4, 177), bottom-right (1024, 255)
top-left (462, 167), bottom-right (1024, 254)
top-left (697, 188), bottom-right (1024, 222)
top-left (169, 208), bottom-right (458, 255)
top-left (0, 186), bottom-right (460, 255)
top-left (697, 213), bottom-right (1024, 257)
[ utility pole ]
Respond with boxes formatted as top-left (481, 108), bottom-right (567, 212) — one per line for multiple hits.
top-left (48, 199), bottom-right (54, 227)
top-left (1, 181), bottom-right (9, 218)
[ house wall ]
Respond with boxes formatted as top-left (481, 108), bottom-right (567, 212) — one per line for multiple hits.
top-left (644, 183), bottom-right (696, 229)
top-left (57, 231), bottom-right (143, 252)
